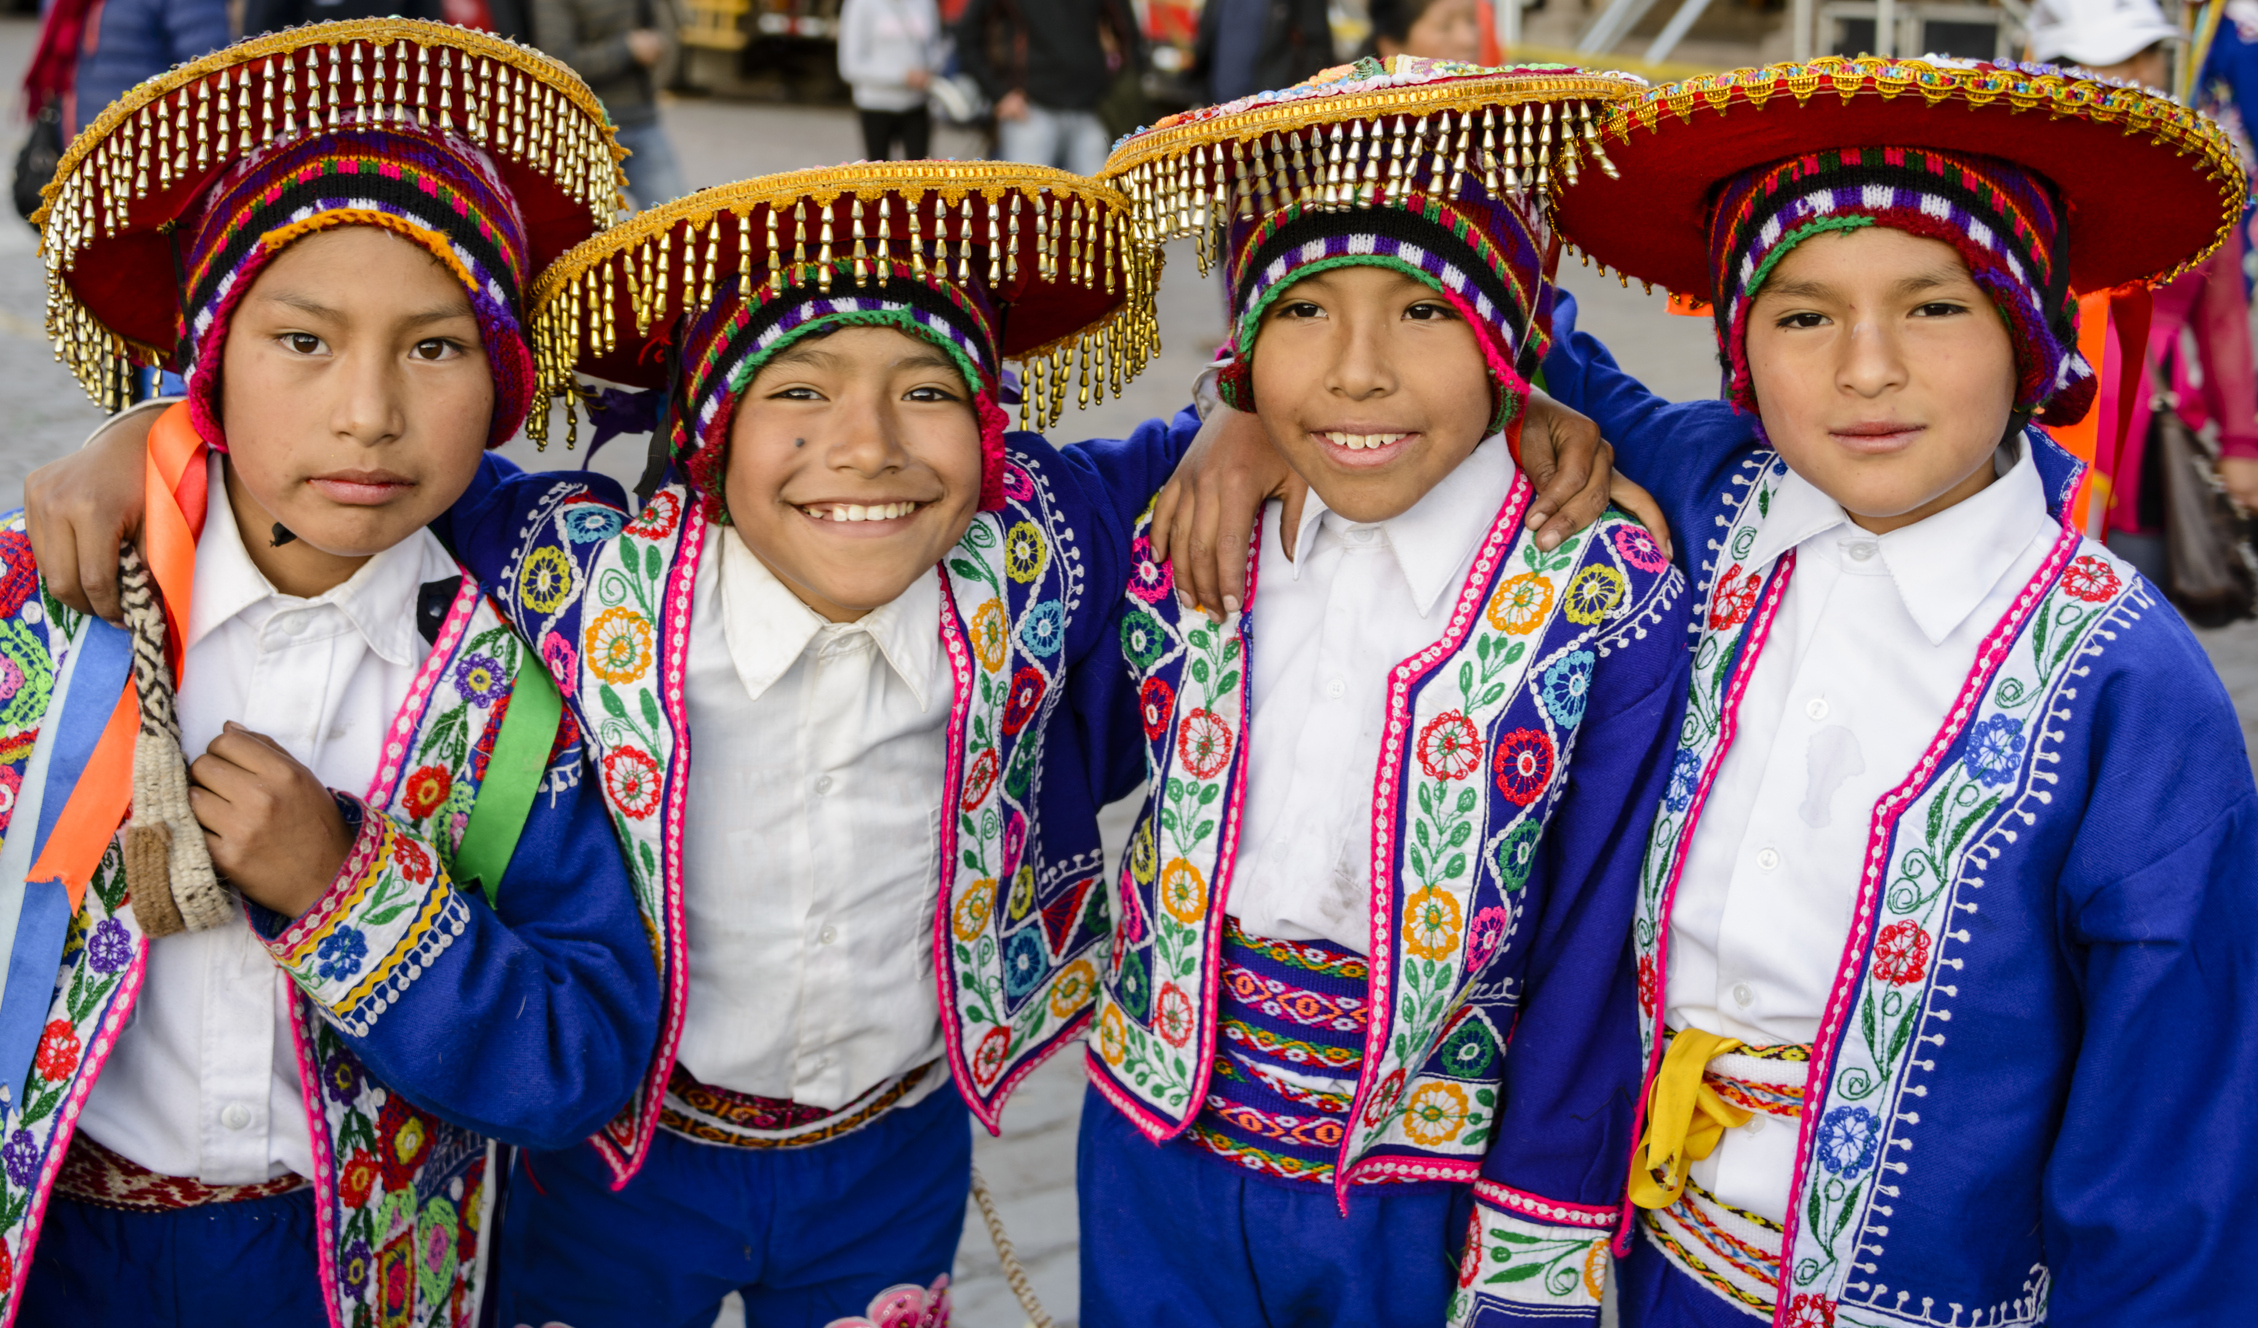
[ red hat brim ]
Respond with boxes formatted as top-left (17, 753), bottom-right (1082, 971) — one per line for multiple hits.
top-left (1553, 58), bottom-right (2245, 300)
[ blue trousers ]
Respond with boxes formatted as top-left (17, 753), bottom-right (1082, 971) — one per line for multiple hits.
top-left (18, 1188), bottom-right (325, 1327)
top-left (1077, 1084), bottom-right (1467, 1328)
top-left (1616, 1227), bottom-right (1763, 1327)
top-left (493, 1085), bottom-right (971, 1328)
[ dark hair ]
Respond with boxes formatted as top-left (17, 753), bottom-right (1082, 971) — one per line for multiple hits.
top-left (1368, 0), bottom-right (1445, 43)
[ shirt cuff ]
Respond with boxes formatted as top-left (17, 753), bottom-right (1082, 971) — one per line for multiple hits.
top-left (259, 796), bottom-right (472, 1037)
top-left (1445, 1184), bottom-right (1617, 1326)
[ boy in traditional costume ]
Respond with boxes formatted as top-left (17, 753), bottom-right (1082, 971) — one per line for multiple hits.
top-left (1078, 57), bottom-right (1688, 1327)
top-left (0, 19), bottom-right (659, 1328)
top-left (1529, 56), bottom-right (2258, 1325)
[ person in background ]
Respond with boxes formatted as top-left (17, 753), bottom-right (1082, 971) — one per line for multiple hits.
top-left (955, 0), bottom-right (1138, 177)
top-left (243, 0), bottom-right (438, 38)
top-left (64, 0), bottom-right (229, 136)
top-left (2030, 0), bottom-right (2258, 560)
top-left (532, 0), bottom-right (686, 208)
top-left (1193, 0), bottom-right (1332, 107)
top-left (1368, 0), bottom-right (1483, 63)
top-left (839, 0), bottom-right (942, 161)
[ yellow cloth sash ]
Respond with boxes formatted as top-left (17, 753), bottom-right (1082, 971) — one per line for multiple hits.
top-left (1629, 1027), bottom-right (1753, 1211)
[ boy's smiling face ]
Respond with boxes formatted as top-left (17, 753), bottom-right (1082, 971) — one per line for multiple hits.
top-left (1249, 264), bottom-right (1494, 528)
top-left (721, 324), bottom-right (984, 621)
top-left (220, 225), bottom-right (494, 586)
top-left (1745, 226), bottom-right (2019, 533)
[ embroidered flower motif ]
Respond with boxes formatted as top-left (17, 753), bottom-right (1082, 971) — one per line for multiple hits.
top-left (1098, 1004), bottom-right (1129, 1064)
top-left (1176, 707), bottom-right (1234, 779)
top-left (0, 621), bottom-right (55, 733)
top-left (829, 1275), bottom-right (953, 1328)
top-left (317, 926), bottom-right (370, 983)
top-left (1637, 954), bottom-right (1659, 1014)
top-left (1664, 750), bottom-right (1701, 813)
top-left (1401, 1081), bottom-right (1471, 1145)
top-left (1127, 820), bottom-right (1157, 888)
top-left (1816, 1105), bottom-right (1879, 1177)
top-left (1003, 928), bottom-right (1048, 1000)
top-left (1458, 1233), bottom-right (1481, 1288)
top-left (380, 1230), bottom-right (415, 1312)
top-left (1487, 572), bottom-right (1553, 634)
top-left (1613, 524), bottom-right (1670, 573)
top-left (624, 489), bottom-right (683, 540)
top-left (971, 1025), bottom-right (1011, 1085)
top-left (0, 528), bottom-right (36, 620)
top-left (1158, 858), bottom-right (1207, 925)
top-left (1464, 906), bottom-right (1510, 971)
top-left (1708, 564), bottom-right (1759, 631)
top-left (339, 1148), bottom-right (380, 1208)
top-left (1117, 614), bottom-right (1168, 679)
top-left (1872, 920), bottom-right (1931, 986)
top-left (1004, 521), bottom-right (1048, 584)
top-left (1154, 981), bottom-right (1195, 1047)
top-left (1014, 600), bottom-right (1066, 659)
top-left (1437, 1013), bottom-right (1497, 1079)
top-left (1002, 667), bottom-right (1047, 736)
top-left (560, 501), bottom-right (625, 545)
top-left (1127, 533), bottom-right (1173, 604)
top-left (1540, 650), bottom-right (1595, 730)
top-left (2061, 554), bottom-right (2121, 603)
top-left (1492, 728), bottom-right (1555, 806)
top-left (393, 837), bottom-right (433, 885)
top-left (1007, 866), bottom-right (1036, 923)
top-left (952, 879), bottom-right (996, 942)
top-left (602, 746), bottom-right (663, 819)
top-left (540, 631), bottom-right (577, 686)
top-left (32, 1020), bottom-right (78, 1081)
top-left (1002, 463), bottom-right (1036, 502)
top-left (378, 1095), bottom-right (435, 1190)
top-left (1583, 1242), bottom-right (1609, 1302)
top-left (516, 546), bottom-right (575, 615)
top-left (0, 1128), bottom-right (37, 1186)
top-left (86, 918), bottom-right (130, 975)
top-left (1563, 565), bottom-right (1628, 625)
top-left (1416, 710), bottom-right (1483, 781)
top-left (1115, 947), bottom-right (1151, 1020)
top-left (324, 1051), bottom-right (365, 1105)
top-left (584, 606), bottom-right (655, 685)
top-left (341, 1237), bottom-right (375, 1290)
top-left (972, 600), bottom-right (1009, 673)
top-left (1051, 959), bottom-right (1098, 1017)
top-left (1783, 1294), bottom-right (1836, 1327)
top-left (0, 765), bottom-right (19, 824)
top-left (0, 658), bottom-right (20, 709)
top-left (1403, 886), bottom-right (1463, 961)
top-left (416, 1198), bottom-right (460, 1302)
top-left (960, 748), bottom-right (1000, 811)
top-left (1490, 819), bottom-right (1541, 892)
top-left (402, 765), bottom-right (451, 820)
top-left (1001, 811), bottom-right (1028, 882)
top-left (1963, 714), bottom-right (2027, 787)
top-left (1364, 1069), bottom-right (1407, 1126)
top-left (1138, 678), bottom-right (1175, 741)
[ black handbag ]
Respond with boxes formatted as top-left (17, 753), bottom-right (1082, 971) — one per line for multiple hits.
top-left (2150, 394), bottom-right (2258, 627)
top-left (13, 99), bottom-right (63, 223)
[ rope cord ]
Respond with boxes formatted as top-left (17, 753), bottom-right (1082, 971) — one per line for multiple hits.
top-left (969, 1165), bottom-right (1054, 1328)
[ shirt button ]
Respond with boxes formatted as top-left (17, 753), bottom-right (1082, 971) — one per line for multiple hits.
top-left (1755, 847), bottom-right (1780, 871)
top-left (818, 925), bottom-right (839, 946)
top-left (1347, 527), bottom-right (1375, 544)
top-left (814, 775), bottom-right (834, 795)
top-left (220, 1102), bottom-right (254, 1131)
top-left (1745, 1115), bottom-right (1767, 1135)
top-left (1805, 697), bottom-right (1829, 721)
top-left (1325, 678), bottom-right (1345, 700)
top-left (1848, 542), bottom-right (1877, 562)
top-left (1732, 983), bottom-right (1755, 1008)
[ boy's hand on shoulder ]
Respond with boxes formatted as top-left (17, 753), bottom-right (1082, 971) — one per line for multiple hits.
top-left (1152, 404), bottom-right (1307, 622)
top-left (190, 722), bottom-right (353, 919)
top-left (24, 404), bottom-right (162, 624)
top-left (1521, 392), bottom-right (1672, 559)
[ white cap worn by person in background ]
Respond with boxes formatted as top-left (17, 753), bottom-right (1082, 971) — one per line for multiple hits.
top-left (2027, 0), bottom-right (2183, 68)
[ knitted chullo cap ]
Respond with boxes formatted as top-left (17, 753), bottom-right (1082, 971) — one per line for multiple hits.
top-left (525, 162), bottom-right (1156, 518)
top-left (35, 19), bottom-right (627, 433)
top-left (1101, 55), bottom-right (1645, 434)
top-left (1709, 147), bottom-right (2089, 425)
top-left (1551, 57), bottom-right (2245, 419)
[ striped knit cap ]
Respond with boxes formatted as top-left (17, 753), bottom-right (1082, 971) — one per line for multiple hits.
top-left (178, 123), bottom-right (536, 451)
top-left (673, 264), bottom-right (1014, 521)
top-left (1709, 146), bottom-right (2093, 426)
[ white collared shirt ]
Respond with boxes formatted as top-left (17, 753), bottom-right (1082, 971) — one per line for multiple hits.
top-left (1666, 441), bottom-right (2059, 1223)
top-left (78, 457), bottom-right (457, 1184)
top-left (674, 527), bottom-right (950, 1109)
top-left (1229, 435), bottom-right (1516, 955)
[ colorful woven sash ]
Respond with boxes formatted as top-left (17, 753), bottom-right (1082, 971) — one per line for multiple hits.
top-left (1185, 918), bottom-right (1377, 1186)
top-left (658, 1059), bottom-right (938, 1151)
top-left (55, 1130), bottom-right (308, 1213)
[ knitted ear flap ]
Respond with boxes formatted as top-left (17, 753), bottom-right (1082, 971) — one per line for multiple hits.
top-left (119, 542), bottom-right (230, 937)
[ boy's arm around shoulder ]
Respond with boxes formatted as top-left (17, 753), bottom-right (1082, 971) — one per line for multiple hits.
top-left (1049, 403), bottom-right (1206, 662)
top-left (433, 451), bottom-right (632, 595)
top-left (1450, 527), bottom-right (1693, 1328)
top-left (252, 717), bottom-right (661, 1150)
top-left (2041, 610), bottom-right (2258, 1325)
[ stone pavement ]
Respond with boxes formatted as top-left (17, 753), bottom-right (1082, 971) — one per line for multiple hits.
top-left (0, 36), bottom-right (2251, 1322)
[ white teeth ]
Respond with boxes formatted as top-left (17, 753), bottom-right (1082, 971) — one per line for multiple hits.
top-left (805, 502), bottom-right (920, 522)
top-left (1322, 431), bottom-right (1407, 451)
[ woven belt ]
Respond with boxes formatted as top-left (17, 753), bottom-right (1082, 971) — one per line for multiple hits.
top-left (659, 1059), bottom-right (935, 1150)
top-left (55, 1131), bottom-right (308, 1213)
top-left (1641, 1177), bottom-right (1786, 1315)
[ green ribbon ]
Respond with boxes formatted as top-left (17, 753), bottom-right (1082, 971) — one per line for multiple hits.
top-left (452, 658), bottom-right (565, 908)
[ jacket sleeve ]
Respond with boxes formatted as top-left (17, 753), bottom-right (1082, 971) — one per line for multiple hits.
top-left (2043, 625), bottom-right (2258, 1326)
top-left (531, 0), bottom-right (641, 88)
top-left (1449, 547), bottom-right (1693, 1327)
top-left (429, 451), bottom-right (631, 591)
top-left (254, 725), bottom-right (661, 1149)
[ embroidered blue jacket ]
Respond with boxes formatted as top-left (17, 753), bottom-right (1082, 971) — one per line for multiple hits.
top-left (1542, 292), bottom-right (2258, 1328)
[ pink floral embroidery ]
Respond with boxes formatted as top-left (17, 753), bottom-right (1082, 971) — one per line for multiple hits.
top-left (821, 1274), bottom-right (951, 1328)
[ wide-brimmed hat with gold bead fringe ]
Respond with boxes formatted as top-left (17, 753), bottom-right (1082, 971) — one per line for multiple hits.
top-left (523, 161), bottom-right (1156, 515)
top-left (1100, 54), bottom-right (1645, 434)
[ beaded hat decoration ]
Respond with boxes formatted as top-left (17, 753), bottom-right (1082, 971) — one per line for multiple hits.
top-left (1552, 57), bottom-right (2244, 418)
top-left (34, 19), bottom-right (627, 431)
top-left (524, 162), bottom-right (1156, 514)
top-left (1101, 55), bottom-right (1645, 433)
